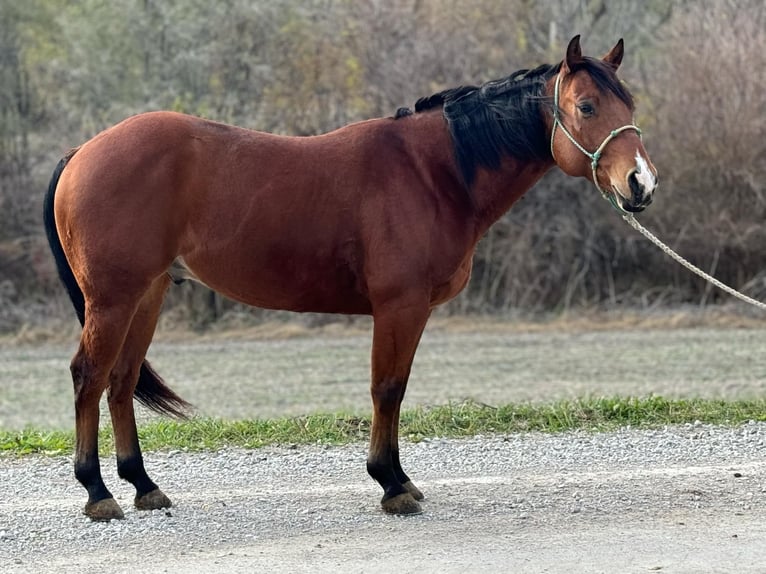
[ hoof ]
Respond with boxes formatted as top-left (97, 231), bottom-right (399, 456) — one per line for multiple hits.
top-left (84, 498), bottom-right (124, 521)
top-left (402, 480), bottom-right (424, 501)
top-left (135, 489), bottom-right (172, 511)
top-left (381, 492), bottom-right (422, 515)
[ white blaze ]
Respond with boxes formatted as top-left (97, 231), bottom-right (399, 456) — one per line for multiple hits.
top-left (634, 151), bottom-right (656, 191)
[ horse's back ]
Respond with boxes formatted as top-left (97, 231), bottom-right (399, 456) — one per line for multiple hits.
top-left (54, 112), bottom-right (387, 312)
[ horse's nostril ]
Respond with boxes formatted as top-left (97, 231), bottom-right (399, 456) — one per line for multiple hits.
top-left (628, 170), bottom-right (643, 200)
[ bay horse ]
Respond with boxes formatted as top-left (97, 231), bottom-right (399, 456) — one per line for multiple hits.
top-left (44, 36), bottom-right (657, 520)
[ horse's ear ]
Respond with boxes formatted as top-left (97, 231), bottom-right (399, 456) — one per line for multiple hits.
top-left (561, 35), bottom-right (583, 75)
top-left (602, 38), bottom-right (624, 70)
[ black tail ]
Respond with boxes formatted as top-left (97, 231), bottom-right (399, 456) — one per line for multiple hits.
top-left (43, 151), bottom-right (191, 419)
top-left (43, 152), bottom-right (85, 326)
top-left (134, 362), bottom-right (191, 419)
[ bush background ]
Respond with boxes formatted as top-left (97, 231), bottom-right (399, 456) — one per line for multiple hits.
top-left (1, 0), bottom-right (765, 332)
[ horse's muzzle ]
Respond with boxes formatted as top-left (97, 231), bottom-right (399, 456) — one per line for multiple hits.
top-left (623, 168), bottom-right (656, 212)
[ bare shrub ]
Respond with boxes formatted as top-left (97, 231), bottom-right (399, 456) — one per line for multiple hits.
top-left (4, 0), bottom-right (766, 332)
top-left (644, 0), bottom-right (766, 304)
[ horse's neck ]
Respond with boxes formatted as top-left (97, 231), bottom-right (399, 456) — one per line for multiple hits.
top-left (400, 111), bottom-right (553, 239)
top-left (469, 158), bottom-right (553, 237)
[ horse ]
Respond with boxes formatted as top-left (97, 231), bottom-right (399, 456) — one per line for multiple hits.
top-left (43, 35), bottom-right (657, 521)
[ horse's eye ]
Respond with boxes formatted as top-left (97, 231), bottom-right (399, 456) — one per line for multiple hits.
top-left (578, 102), bottom-right (595, 117)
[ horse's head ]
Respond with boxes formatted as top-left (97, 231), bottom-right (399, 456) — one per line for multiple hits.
top-left (550, 35), bottom-right (657, 212)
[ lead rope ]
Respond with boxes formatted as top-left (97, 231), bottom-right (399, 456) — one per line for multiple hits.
top-left (618, 209), bottom-right (766, 311)
top-left (552, 70), bottom-right (766, 310)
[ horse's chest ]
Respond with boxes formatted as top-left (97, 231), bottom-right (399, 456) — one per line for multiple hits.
top-left (430, 258), bottom-right (473, 306)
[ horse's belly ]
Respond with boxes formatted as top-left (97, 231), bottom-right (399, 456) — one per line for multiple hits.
top-left (174, 256), bottom-right (372, 315)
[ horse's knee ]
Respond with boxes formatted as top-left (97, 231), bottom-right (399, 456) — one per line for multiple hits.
top-left (70, 354), bottom-right (86, 393)
top-left (108, 359), bottom-right (132, 386)
top-left (371, 376), bottom-right (404, 406)
top-left (70, 354), bottom-right (97, 403)
top-left (107, 361), bottom-right (139, 405)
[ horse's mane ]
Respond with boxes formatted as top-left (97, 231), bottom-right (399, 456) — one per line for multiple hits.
top-left (399, 58), bottom-right (634, 190)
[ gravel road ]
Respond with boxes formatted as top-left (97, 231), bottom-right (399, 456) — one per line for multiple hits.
top-left (2, 323), bottom-right (766, 572)
top-left (2, 423), bottom-right (765, 573)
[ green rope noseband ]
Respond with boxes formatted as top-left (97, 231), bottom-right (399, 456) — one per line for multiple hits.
top-left (550, 72), bottom-right (642, 210)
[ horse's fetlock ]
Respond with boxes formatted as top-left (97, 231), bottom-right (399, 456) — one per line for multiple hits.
top-left (367, 458), bottom-right (405, 496)
top-left (366, 459), bottom-right (387, 482)
top-left (117, 454), bottom-right (157, 496)
top-left (116, 455), bottom-right (144, 482)
top-left (74, 457), bottom-right (101, 487)
top-left (391, 449), bottom-right (411, 484)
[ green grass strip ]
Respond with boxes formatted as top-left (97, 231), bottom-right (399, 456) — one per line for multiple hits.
top-left (1, 396), bottom-right (765, 456)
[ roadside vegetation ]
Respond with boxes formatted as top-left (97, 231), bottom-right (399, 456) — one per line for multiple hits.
top-left (3, 396), bottom-right (765, 456)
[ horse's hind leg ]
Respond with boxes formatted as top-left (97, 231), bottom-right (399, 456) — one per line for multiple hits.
top-left (392, 401), bottom-right (424, 501)
top-left (71, 303), bottom-right (137, 521)
top-left (367, 299), bottom-right (430, 515)
top-left (107, 275), bottom-right (172, 511)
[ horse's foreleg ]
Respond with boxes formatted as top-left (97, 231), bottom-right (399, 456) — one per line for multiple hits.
top-left (367, 301), bottom-right (430, 515)
top-left (108, 276), bottom-right (172, 512)
top-left (71, 305), bottom-right (135, 521)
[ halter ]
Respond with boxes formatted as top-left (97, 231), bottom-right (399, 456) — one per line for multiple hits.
top-left (550, 71), bottom-right (642, 210)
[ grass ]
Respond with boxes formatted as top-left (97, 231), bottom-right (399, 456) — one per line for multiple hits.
top-left (1, 396), bottom-right (765, 456)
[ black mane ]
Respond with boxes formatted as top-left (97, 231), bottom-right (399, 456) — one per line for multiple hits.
top-left (401, 57), bottom-right (634, 190)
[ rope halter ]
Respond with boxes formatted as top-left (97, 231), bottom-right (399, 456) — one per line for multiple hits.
top-left (549, 71), bottom-right (642, 210)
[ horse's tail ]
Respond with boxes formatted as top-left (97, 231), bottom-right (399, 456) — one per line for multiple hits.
top-left (43, 150), bottom-right (84, 325)
top-left (43, 150), bottom-right (191, 419)
top-left (134, 362), bottom-right (191, 419)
